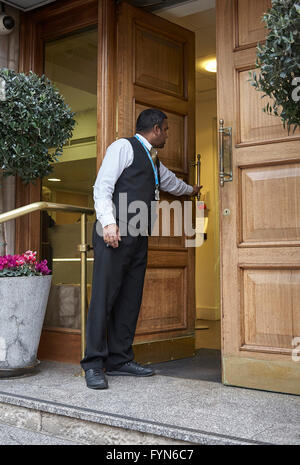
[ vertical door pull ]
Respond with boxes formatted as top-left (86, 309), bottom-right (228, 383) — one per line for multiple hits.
top-left (218, 119), bottom-right (233, 187)
top-left (191, 154), bottom-right (203, 200)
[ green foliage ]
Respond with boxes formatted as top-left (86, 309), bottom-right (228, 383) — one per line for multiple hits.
top-left (249, 0), bottom-right (300, 134)
top-left (0, 69), bottom-right (75, 183)
top-left (0, 264), bottom-right (36, 277)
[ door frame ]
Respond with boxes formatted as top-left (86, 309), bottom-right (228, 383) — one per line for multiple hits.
top-left (16, 0), bottom-right (116, 255)
top-left (17, 0), bottom-right (116, 363)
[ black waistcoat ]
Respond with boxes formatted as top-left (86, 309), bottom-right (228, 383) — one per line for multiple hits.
top-left (112, 137), bottom-right (160, 234)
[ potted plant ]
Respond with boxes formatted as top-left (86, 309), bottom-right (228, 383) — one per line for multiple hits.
top-left (0, 68), bottom-right (75, 377)
top-left (249, 0), bottom-right (300, 134)
top-left (0, 68), bottom-right (75, 254)
top-left (0, 251), bottom-right (52, 377)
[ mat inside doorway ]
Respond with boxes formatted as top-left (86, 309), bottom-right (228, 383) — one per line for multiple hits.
top-left (149, 349), bottom-right (221, 383)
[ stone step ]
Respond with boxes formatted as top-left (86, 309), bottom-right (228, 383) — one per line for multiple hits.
top-left (0, 393), bottom-right (258, 445)
top-left (0, 420), bottom-right (83, 445)
top-left (0, 360), bottom-right (299, 445)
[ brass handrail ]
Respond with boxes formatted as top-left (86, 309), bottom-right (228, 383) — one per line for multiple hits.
top-left (0, 201), bottom-right (95, 370)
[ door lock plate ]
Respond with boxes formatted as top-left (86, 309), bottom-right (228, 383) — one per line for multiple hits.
top-left (223, 208), bottom-right (231, 216)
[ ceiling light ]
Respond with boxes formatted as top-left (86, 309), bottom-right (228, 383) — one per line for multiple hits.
top-left (48, 178), bottom-right (61, 182)
top-left (203, 58), bottom-right (217, 73)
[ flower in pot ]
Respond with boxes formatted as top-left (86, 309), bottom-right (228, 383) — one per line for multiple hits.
top-left (0, 68), bottom-right (75, 377)
top-left (0, 251), bottom-right (52, 377)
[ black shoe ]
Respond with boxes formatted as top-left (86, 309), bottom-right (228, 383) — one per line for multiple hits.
top-left (85, 368), bottom-right (108, 389)
top-left (106, 361), bottom-right (155, 377)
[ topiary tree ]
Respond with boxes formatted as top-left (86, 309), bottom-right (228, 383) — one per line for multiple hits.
top-left (0, 68), bottom-right (75, 181)
top-left (0, 68), bottom-right (76, 254)
top-left (249, 0), bottom-right (300, 134)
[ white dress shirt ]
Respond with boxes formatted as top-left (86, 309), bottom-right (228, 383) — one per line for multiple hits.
top-left (94, 134), bottom-right (194, 228)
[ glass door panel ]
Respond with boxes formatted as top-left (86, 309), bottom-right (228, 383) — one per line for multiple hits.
top-left (42, 28), bottom-right (97, 330)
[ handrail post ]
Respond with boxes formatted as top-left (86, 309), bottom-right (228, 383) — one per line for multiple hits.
top-left (80, 213), bottom-right (87, 374)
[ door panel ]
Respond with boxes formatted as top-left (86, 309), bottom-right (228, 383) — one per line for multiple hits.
top-left (135, 103), bottom-right (186, 173)
top-left (217, 0), bottom-right (300, 394)
top-left (236, 0), bottom-right (271, 47)
top-left (134, 26), bottom-right (185, 97)
top-left (238, 68), bottom-right (299, 143)
top-left (117, 2), bottom-right (196, 352)
top-left (241, 163), bottom-right (300, 244)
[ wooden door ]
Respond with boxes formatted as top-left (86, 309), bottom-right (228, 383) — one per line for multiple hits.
top-left (217, 0), bottom-right (300, 394)
top-left (116, 2), bottom-right (196, 362)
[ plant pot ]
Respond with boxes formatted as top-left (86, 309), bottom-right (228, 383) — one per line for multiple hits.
top-left (0, 275), bottom-right (52, 378)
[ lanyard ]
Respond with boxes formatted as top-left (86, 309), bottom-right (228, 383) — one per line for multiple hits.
top-left (134, 135), bottom-right (159, 188)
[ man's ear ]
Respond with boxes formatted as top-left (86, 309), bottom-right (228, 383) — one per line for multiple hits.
top-left (153, 124), bottom-right (161, 134)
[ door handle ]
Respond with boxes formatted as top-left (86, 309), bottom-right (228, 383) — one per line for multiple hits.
top-left (191, 154), bottom-right (203, 201)
top-left (218, 119), bottom-right (233, 187)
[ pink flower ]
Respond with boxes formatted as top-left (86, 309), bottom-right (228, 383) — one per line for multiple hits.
top-left (23, 250), bottom-right (37, 264)
top-left (35, 259), bottom-right (51, 276)
top-left (0, 250), bottom-right (51, 277)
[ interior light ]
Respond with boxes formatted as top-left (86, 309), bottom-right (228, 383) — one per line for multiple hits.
top-left (48, 178), bottom-right (61, 182)
top-left (203, 59), bottom-right (217, 73)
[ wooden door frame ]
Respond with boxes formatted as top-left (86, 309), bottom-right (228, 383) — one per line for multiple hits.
top-left (16, 0), bottom-right (116, 255)
top-left (16, 0), bottom-right (116, 363)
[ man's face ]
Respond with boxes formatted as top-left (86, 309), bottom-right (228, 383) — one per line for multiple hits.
top-left (152, 119), bottom-right (168, 149)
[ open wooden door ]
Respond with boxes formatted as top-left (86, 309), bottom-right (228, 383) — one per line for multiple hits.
top-left (217, 0), bottom-right (300, 394)
top-left (116, 2), bottom-right (196, 362)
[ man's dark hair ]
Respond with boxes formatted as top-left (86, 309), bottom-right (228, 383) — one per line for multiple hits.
top-left (136, 108), bottom-right (167, 133)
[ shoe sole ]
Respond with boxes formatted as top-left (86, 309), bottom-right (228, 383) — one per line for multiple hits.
top-left (86, 384), bottom-right (108, 389)
top-left (106, 371), bottom-right (155, 377)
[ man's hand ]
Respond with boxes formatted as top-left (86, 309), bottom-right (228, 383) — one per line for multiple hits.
top-left (103, 224), bottom-right (121, 248)
top-left (191, 185), bottom-right (202, 196)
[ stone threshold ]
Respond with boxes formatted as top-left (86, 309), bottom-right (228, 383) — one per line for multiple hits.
top-left (0, 391), bottom-right (265, 445)
top-left (0, 361), bottom-right (299, 445)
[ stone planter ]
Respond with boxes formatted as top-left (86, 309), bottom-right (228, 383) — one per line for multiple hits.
top-left (0, 275), bottom-right (52, 378)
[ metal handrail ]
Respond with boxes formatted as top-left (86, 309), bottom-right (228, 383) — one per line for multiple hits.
top-left (0, 201), bottom-right (95, 367)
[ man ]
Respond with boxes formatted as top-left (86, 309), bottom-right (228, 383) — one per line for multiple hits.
top-left (81, 108), bottom-right (199, 389)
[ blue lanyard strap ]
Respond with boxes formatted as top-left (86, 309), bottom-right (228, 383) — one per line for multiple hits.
top-left (134, 135), bottom-right (159, 188)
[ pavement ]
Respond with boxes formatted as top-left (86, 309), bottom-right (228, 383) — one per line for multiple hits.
top-left (0, 355), bottom-right (299, 445)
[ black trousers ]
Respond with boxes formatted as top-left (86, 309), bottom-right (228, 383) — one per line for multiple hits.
top-left (80, 222), bottom-right (148, 371)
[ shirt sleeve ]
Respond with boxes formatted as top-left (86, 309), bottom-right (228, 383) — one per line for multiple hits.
top-left (159, 161), bottom-right (194, 196)
top-left (93, 139), bottom-right (133, 228)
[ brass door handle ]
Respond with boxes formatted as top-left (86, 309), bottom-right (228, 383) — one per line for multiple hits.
top-left (218, 119), bottom-right (233, 187)
top-left (191, 154), bottom-right (203, 201)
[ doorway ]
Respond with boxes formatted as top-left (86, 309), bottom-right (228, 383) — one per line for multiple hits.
top-left (153, 1), bottom-right (221, 379)
top-left (20, 0), bottom-right (220, 371)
